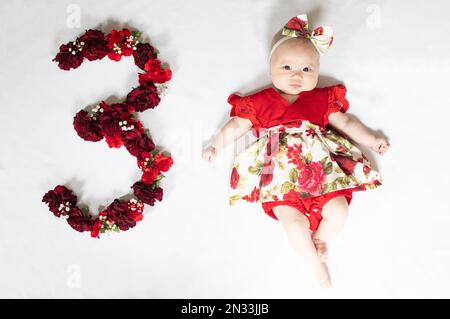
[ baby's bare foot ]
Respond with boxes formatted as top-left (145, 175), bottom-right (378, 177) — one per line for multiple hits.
top-left (312, 237), bottom-right (328, 263)
top-left (313, 262), bottom-right (332, 288)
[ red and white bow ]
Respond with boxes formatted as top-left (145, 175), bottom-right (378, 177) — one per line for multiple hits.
top-left (281, 14), bottom-right (334, 54)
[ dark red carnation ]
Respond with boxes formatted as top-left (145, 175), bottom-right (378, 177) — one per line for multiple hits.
top-left (122, 129), bottom-right (155, 157)
top-left (126, 83), bottom-right (160, 112)
top-left (42, 185), bottom-right (78, 217)
top-left (52, 42), bottom-right (84, 70)
top-left (105, 199), bottom-right (136, 231)
top-left (133, 43), bottom-right (157, 70)
top-left (131, 181), bottom-right (163, 206)
top-left (79, 29), bottom-right (108, 61)
top-left (67, 207), bottom-right (93, 232)
top-left (97, 102), bottom-right (130, 137)
top-left (73, 110), bottom-right (103, 142)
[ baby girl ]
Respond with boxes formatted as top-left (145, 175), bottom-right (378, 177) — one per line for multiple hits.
top-left (202, 14), bottom-right (390, 287)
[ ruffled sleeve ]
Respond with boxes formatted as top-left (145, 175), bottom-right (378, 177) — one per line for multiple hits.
top-left (323, 84), bottom-right (350, 127)
top-left (227, 93), bottom-right (263, 131)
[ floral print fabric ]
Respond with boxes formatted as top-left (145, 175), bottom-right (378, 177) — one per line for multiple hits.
top-left (229, 121), bottom-right (382, 206)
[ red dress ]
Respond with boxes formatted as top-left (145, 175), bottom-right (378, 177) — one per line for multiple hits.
top-left (227, 84), bottom-right (382, 231)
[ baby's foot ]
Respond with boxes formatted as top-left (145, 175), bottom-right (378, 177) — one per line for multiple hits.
top-left (312, 237), bottom-right (328, 263)
top-left (313, 262), bottom-right (332, 288)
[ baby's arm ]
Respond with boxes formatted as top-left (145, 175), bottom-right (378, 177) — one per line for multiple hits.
top-left (202, 117), bottom-right (252, 162)
top-left (328, 112), bottom-right (390, 155)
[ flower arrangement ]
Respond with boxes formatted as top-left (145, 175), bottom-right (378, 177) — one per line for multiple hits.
top-left (42, 28), bottom-right (173, 238)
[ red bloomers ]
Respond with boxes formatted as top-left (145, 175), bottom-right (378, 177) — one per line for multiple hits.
top-left (261, 189), bottom-right (353, 231)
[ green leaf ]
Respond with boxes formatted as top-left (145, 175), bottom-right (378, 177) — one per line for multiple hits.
top-left (131, 30), bottom-right (142, 39)
top-left (331, 181), bottom-right (337, 191)
top-left (303, 152), bottom-right (312, 164)
top-left (229, 195), bottom-right (241, 206)
top-left (248, 166), bottom-right (262, 175)
top-left (334, 166), bottom-right (344, 174)
top-left (255, 160), bottom-right (265, 170)
top-left (322, 183), bottom-right (332, 194)
top-left (288, 168), bottom-right (298, 183)
top-left (324, 162), bottom-right (333, 175)
top-left (281, 182), bottom-right (295, 194)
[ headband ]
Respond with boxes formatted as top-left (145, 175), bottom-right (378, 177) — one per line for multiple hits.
top-left (269, 14), bottom-right (334, 60)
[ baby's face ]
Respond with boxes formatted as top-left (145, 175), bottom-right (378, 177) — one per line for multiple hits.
top-left (269, 38), bottom-right (320, 95)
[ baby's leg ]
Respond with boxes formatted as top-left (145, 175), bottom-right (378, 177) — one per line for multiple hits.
top-left (273, 205), bottom-right (332, 288)
top-left (312, 196), bottom-right (349, 258)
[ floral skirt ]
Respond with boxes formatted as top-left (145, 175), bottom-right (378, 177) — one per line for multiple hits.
top-left (229, 121), bottom-right (382, 209)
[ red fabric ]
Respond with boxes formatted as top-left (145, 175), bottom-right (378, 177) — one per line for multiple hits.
top-left (227, 84), bottom-right (350, 135)
top-left (262, 189), bottom-right (353, 231)
top-left (229, 84), bottom-right (354, 230)
top-left (322, 84), bottom-right (350, 127)
top-left (228, 94), bottom-right (263, 137)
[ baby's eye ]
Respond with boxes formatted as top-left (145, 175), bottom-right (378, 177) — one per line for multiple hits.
top-left (303, 67), bottom-right (312, 72)
top-left (282, 65), bottom-right (292, 71)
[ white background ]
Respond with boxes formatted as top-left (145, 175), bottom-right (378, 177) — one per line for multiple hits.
top-left (1, 0), bottom-right (449, 298)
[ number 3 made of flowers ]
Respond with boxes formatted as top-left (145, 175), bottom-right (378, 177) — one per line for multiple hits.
top-left (42, 28), bottom-right (174, 238)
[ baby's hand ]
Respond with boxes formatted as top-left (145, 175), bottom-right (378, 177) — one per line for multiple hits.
top-left (370, 135), bottom-right (390, 156)
top-left (202, 145), bottom-right (218, 163)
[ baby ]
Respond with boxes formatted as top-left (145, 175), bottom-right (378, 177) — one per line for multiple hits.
top-left (202, 14), bottom-right (390, 288)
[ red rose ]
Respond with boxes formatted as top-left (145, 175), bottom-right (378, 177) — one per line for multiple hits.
top-left (79, 29), bottom-right (108, 61)
top-left (298, 161), bottom-right (326, 196)
top-left (131, 182), bottom-right (163, 206)
top-left (287, 17), bottom-right (308, 34)
top-left (230, 167), bottom-right (240, 189)
top-left (126, 83), bottom-right (161, 112)
top-left (330, 153), bottom-right (357, 175)
top-left (73, 110), bottom-right (103, 142)
top-left (133, 43), bottom-right (157, 70)
top-left (152, 153), bottom-right (173, 172)
top-left (138, 59), bottom-right (172, 84)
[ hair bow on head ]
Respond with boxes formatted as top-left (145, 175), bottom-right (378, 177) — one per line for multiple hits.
top-left (281, 14), bottom-right (334, 54)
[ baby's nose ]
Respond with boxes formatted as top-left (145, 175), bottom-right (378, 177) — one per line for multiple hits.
top-left (291, 70), bottom-right (303, 78)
